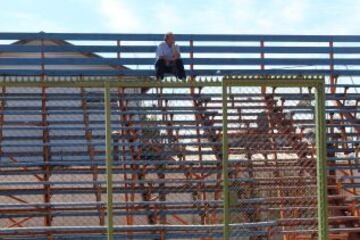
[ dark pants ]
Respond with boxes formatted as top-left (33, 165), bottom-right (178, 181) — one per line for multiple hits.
top-left (155, 59), bottom-right (186, 80)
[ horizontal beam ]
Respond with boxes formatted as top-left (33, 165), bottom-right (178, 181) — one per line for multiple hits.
top-left (1, 32), bottom-right (360, 42)
top-left (2, 57), bottom-right (360, 66)
top-left (0, 69), bottom-right (353, 77)
top-left (3, 45), bottom-right (360, 54)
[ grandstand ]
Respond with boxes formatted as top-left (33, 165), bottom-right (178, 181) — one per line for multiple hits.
top-left (0, 33), bottom-right (360, 240)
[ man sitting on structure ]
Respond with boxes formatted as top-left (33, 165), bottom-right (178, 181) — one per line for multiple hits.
top-left (155, 32), bottom-right (186, 80)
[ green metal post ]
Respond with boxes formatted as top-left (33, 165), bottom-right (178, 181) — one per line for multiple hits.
top-left (315, 82), bottom-right (329, 240)
top-left (104, 82), bottom-right (114, 240)
top-left (222, 82), bottom-right (230, 240)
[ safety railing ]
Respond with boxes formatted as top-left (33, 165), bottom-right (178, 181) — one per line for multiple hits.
top-left (1, 32), bottom-right (360, 77)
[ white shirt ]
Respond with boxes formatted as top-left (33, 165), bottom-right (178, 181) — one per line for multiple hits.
top-left (156, 42), bottom-right (180, 61)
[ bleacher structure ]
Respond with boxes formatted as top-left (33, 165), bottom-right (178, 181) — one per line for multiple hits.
top-left (0, 33), bottom-right (360, 240)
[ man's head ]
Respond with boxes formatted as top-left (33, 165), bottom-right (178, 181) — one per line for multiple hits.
top-left (164, 32), bottom-right (175, 45)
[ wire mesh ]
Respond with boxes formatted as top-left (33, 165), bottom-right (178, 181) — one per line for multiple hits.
top-left (0, 78), bottom-right (328, 240)
top-left (224, 85), bottom-right (319, 240)
top-left (110, 84), bottom-right (224, 239)
top-left (0, 83), bottom-right (225, 239)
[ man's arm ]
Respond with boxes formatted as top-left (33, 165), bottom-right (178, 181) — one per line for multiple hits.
top-left (156, 44), bottom-right (165, 60)
top-left (172, 44), bottom-right (180, 59)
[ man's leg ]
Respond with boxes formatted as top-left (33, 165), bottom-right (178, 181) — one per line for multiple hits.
top-left (174, 59), bottom-right (186, 80)
top-left (155, 59), bottom-right (166, 80)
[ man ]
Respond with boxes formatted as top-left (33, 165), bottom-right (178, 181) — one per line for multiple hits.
top-left (155, 32), bottom-right (186, 80)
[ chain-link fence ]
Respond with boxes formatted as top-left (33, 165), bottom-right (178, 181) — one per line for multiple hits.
top-left (0, 76), bottom-right (327, 240)
top-left (223, 77), bottom-right (327, 240)
top-left (109, 82), bottom-right (224, 239)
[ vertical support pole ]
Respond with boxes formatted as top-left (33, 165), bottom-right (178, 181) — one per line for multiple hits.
top-left (40, 38), bottom-right (52, 240)
top-left (190, 40), bottom-right (194, 81)
top-left (0, 86), bottom-right (5, 163)
top-left (117, 87), bottom-right (134, 228)
top-left (329, 41), bottom-right (336, 94)
top-left (104, 82), bottom-right (114, 240)
top-left (117, 40), bottom-right (121, 80)
top-left (260, 40), bottom-right (266, 94)
top-left (222, 81), bottom-right (230, 240)
top-left (315, 81), bottom-right (329, 240)
top-left (117, 40), bottom-right (121, 59)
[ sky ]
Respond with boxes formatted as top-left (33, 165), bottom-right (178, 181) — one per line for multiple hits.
top-left (1, 0), bottom-right (360, 35)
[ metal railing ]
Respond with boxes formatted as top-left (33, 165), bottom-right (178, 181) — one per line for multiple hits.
top-left (1, 32), bottom-right (360, 77)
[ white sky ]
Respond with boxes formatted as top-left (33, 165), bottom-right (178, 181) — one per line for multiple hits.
top-left (1, 0), bottom-right (360, 35)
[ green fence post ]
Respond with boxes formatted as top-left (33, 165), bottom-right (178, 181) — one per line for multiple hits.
top-left (222, 82), bottom-right (230, 240)
top-left (315, 82), bottom-right (329, 240)
top-left (104, 82), bottom-right (114, 240)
